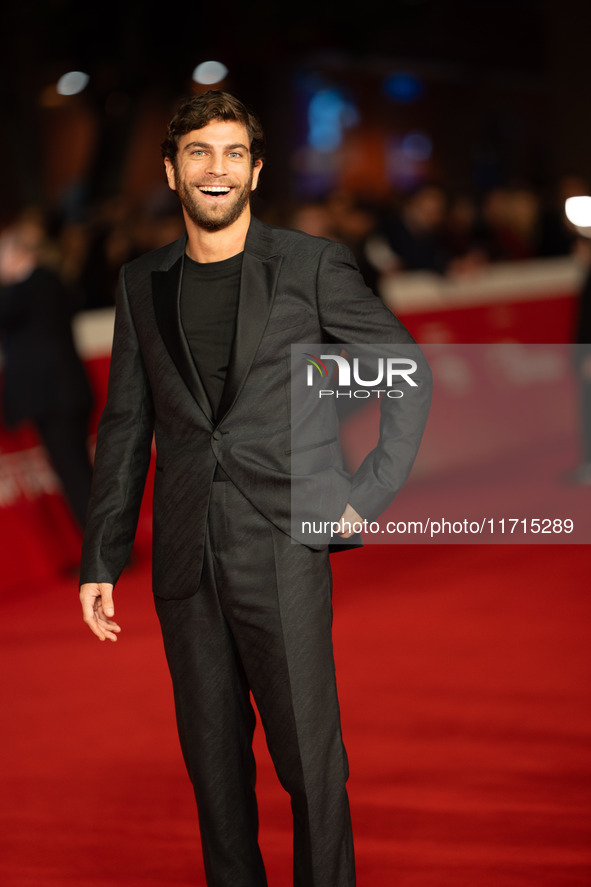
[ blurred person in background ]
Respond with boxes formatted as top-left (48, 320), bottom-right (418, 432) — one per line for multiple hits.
top-left (569, 235), bottom-right (591, 484)
top-left (381, 183), bottom-right (450, 274)
top-left (476, 185), bottom-right (541, 262)
top-left (0, 218), bottom-right (94, 531)
top-left (505, 186), bottom-right (541, 259)
top-left (367, 183), bottom-right (485, 280)
top-left (440, 192), bottom-right (488, 268)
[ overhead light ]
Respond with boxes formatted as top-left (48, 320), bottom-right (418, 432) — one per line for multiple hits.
top-left (192, 61), bottom-right (228, 85)
top-left (565, 195), bottom-right (591, 228)
top-left (56, 71), bottom-right (89, 96)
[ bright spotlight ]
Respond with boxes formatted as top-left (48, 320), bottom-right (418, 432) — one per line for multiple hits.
top-left (56, 71), bottom-right (89, 96)
top-left (192, 61), bottom-right (228, 85)
top-left (565, 195), bottom-right (591, 228)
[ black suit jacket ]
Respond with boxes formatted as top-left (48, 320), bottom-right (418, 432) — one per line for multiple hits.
top-left (80, 217), bottom-right (432, 599)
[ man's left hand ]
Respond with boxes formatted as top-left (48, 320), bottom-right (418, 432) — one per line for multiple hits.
top-left (336, 503), bottom-right (364, 538)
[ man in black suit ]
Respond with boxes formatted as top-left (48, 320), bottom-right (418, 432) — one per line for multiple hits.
top-left (79, 91), bottom-right (432, 887)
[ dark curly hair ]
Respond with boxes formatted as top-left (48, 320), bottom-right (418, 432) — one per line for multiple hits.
top-left (161, 91), bottom-right (265, 168)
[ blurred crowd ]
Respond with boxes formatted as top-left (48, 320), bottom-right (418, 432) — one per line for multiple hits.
top-left (1, 173), bottom-right (589, 313)
top-left (280, 175), bottom-right (590, 294)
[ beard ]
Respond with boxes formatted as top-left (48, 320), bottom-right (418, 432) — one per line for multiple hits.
top-left (174, 165), bottom-right (255, 232)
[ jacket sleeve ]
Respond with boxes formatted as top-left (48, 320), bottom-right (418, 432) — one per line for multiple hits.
top-left (316, 240), bottom-right (433, 520)
top-left (79, 267), bottom-right (155, 586)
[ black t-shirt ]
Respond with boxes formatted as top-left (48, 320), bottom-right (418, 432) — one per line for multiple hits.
top-left (180, 251), bottom-right (243, 418)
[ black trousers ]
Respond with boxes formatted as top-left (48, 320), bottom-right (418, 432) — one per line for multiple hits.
top-left (154, 478), bottom-right (355, 887)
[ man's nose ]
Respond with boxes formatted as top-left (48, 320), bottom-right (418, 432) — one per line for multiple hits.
top-left (205, 153), bottom-right (226, 176)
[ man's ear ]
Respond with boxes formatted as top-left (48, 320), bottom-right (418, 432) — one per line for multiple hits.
top-left (164, 157), bottom-right (177, 191)
top-left (251, 159), bottom-right (263, 192)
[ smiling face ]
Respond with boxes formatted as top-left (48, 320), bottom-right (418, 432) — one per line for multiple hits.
top-left (164, 119), bottom-right (262, 233)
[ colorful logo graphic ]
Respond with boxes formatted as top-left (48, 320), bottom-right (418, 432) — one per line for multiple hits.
top-left (301, 349), bottom-right (418, 399)
top-left (302, 353), bottom-right (329, 379)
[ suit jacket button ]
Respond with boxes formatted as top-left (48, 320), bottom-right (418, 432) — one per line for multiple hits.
top-left (212, 430), bottom-right (223, 441)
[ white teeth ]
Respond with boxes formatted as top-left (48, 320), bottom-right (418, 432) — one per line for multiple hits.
top-left (199, 186), bottom-right (231, 193)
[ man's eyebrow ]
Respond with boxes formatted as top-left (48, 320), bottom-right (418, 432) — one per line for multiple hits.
top-left (182, 141), bottom-right (250, 153)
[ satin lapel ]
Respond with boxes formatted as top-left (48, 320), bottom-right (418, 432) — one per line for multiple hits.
top-left (215, 249), bottom-right (283, 425)
top-left (151, 252), bottom-right (214, 423)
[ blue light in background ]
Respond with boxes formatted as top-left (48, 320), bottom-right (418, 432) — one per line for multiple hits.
top-left (384, 72), bottom-right (424, 103)
top-left (307, 89), bottom-right (359, 152)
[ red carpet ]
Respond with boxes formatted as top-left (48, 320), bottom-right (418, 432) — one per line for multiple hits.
top-left (2, 544), bottom-right (591, 886)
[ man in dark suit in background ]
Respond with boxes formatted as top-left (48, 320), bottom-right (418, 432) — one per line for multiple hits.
top-left (0, 220), bottom-right (94, 531)
top-left (79, 92), bottom-right (432, 887)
